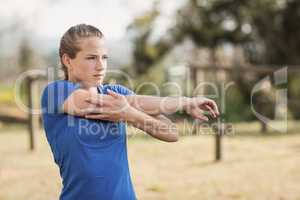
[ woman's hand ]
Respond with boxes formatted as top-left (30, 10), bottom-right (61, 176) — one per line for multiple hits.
top-left (84, 90), bottom-right (135, 122)
top-left (183, 97), bottom-right (219, 121)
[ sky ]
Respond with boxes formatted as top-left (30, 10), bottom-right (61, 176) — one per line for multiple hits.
top-left (0, 0), bottom-right (184, 40)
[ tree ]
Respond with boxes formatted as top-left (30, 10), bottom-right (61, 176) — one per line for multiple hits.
top-left (129, 0), bottom-right (300, 120)
top-left (18, 37), bottom-right (35, 72)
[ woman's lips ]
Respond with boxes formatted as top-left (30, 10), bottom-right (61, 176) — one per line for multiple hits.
top-left (93, 74), bottom-right (104, 77)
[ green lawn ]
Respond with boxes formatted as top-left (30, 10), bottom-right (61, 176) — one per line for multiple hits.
top-left (0, 123), bottom-right (300, 200)
top-left (0, 84), bottom-right (15, 105)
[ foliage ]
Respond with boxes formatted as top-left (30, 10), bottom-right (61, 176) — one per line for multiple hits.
top-left (129, 0), bottom-right (300, 120)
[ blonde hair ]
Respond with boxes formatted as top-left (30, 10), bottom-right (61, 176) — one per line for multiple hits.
top-left (59, 24), bottom-right (104, 80)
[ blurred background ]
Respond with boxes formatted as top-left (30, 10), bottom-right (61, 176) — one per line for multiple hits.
top-left (0, 0), bottom-right (300, 199)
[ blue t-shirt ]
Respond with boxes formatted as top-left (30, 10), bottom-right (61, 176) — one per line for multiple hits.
top-left (41, 80), bottom-right (136, 200)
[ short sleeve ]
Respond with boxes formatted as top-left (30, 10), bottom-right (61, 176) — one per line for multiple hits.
top-left (41, 80), bottom-right (80, 114)
top-left (103, 84), bottom-right (135, 96)
top-left (115, 85), bottom-right (135, 96)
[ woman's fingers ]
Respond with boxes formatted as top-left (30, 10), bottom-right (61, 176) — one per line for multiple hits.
top-left (192, 109), bottom-right (208, 121)
top-left (199, 100), bottom-right (219, 117)
top-left (206, 100), bottom-right (219, 116)
top-left (81, 107), bottom-right (102, 114)
top-left (85, 100), bottom-right (108, 107)
top-left (85, 95), bottom-right (111, 106)
top-left (197, 114), bottom-right (209, 121)
top-left (85, 114), bottom-right (110, 119)
top-left (107, 89), bottom-right (121, 99)
top-left (204, 104), bottom-right (217, 118)
top-left (85, 114), bottom-right (120, 122)
top-left (82, 107), bottom-right (113, 114)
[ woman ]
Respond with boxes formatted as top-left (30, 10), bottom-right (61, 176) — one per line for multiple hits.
top-left (41, 24), bottom-right (219, 200)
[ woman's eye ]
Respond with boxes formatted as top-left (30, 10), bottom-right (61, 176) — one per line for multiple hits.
top-left (102, 55), bottom-right (109, 60)
top-left (87, 57), bottom-right (96, 60)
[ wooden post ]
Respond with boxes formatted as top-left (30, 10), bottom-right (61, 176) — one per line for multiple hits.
top-left (260, 121), bottom-right (267, 133)
top-left (27, 77), bottom-right (35, 151)
top-left (215, 132), bottom-right (222, 161)
top-left (191, 67), bottom-right (197, 94)
top-left (190, 67), bottom-right (198, 135)
top-left (214, 83), bottom-right (223, 162)
top-left (212, 120), bottom-right (226, 162)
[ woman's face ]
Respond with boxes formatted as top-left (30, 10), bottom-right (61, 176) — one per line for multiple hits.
top-left (67, 36), bottom-right (108, 87)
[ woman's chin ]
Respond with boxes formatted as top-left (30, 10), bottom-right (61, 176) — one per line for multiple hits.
top-left (79, 80), bottom-right (103, 88)
top-left (95, 79), bottom-right (103, 85)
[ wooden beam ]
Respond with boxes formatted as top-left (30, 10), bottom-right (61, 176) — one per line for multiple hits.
top-left (0, 115), bottom-right (27, 124)
top-left (189, 64), bottom-right (300, 74)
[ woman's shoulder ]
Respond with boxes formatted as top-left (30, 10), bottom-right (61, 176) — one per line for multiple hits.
top-left (41, 80), bottom-right (80, 107)
top-left (42, 80), bottom-right (80, 94)
top-left (44, 80), bottom-right (77, 88)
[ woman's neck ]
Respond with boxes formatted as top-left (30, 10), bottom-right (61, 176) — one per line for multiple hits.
top-left (67, 78), bottom-right (100, 93)
top-left (80, 83), bottom-right (99, 94)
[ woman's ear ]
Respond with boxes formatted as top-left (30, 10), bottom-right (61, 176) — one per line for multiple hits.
top-left (62, 54), bottom-right (72, 70)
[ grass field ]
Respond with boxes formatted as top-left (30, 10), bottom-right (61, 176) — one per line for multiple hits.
top-left (0, 123), bottom-right (300, 200)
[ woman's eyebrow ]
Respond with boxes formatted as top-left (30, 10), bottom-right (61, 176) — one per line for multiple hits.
top-left (85, 53), bottom-right (108, 56)
top-left (86, 54), bottom-right (98, 57)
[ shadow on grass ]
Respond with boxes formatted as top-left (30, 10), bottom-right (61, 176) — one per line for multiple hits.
top-left (231, 128), bottom-right (300, 138)
top-left (0, 123), bottom-right (27, 134)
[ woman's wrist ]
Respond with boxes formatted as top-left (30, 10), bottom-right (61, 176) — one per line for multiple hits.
top-left (122, 106), bottom-right (140, 123)
top-left (181, 97), bottom-right (192, 112)
top-left (123, 106), bottom-right (155, 127)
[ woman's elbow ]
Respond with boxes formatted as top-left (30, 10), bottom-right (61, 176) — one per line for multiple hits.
top-left (168, 133), bottom-right (179, 142)
top-left (165, 124), bottom-right (179, 142)
top-left (162, 129), bottom-right (179, 142)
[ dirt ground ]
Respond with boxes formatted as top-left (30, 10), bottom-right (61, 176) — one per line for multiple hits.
top-left (0, 124), bottom-right (300, 200)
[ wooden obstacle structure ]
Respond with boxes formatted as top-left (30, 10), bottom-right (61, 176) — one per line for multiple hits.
top-left (0, 74), bottom-right (46, 151)
top-left (26, 74), bottom-right (47, 150)
top-left (188, 64), bottom-right (300, 161)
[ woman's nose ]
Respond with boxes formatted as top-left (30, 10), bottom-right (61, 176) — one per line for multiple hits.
top-left (95, 59), bottom-right (105, 70)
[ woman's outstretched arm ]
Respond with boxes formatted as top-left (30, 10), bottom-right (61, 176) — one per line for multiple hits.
top-left (62, 87), bottom-right (219, 121)
top-left (86, 93), bottom-right (219, 121)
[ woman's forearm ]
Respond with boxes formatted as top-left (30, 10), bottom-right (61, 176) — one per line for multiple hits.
top-left (125, 108), bottom-right (178, 142)
top-left (126, 95), bottom-right (190, 115)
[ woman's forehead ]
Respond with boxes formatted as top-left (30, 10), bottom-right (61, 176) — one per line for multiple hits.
top-left (78, 37), bottom-right (107, 53)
